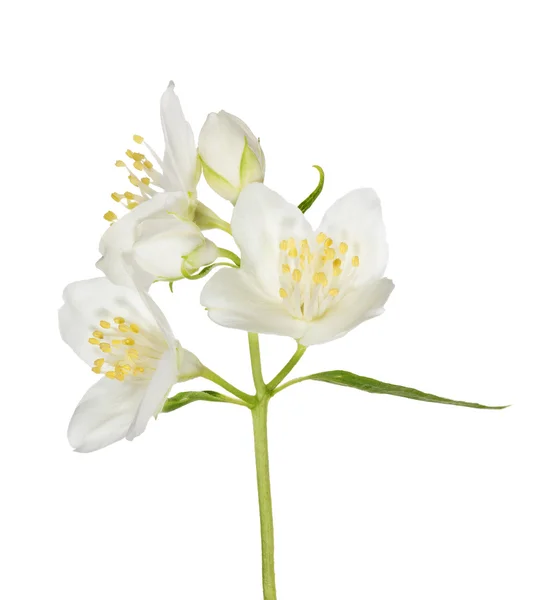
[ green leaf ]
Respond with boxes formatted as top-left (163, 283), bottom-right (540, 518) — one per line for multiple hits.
top-left (302, 370), bottom-right (509, 410)
top-left (162, 390), bottom-right (228, 413)
top-left (298, 165), bottom-right (325, 213)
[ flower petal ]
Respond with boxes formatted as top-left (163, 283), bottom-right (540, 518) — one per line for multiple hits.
top-left (317, 188), bottom-right (388, 286)
top-left (68, 377), bottom-right (145, 452)
top-left (232, 183), bottom-right (313, 297)
top-left (201, 267), bottom-right (307, 339)
top-left (126, 350), bottom-right (178, 441)
top-left (160, 82), bottom-right (197, 193)
top-left (299, 278), bottom-right (395, 346)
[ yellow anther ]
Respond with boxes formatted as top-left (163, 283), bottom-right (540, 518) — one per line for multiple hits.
top-left (143, 159), bottom-right (153, 169)
top-left (333, 267), bottom-right (343, 277)
top-left (279, 288), bottom-right (288, 298)
top-left (129, 174), bottom-right (140, 187)
top-left (115, 372), bottom-right (125, 382)
top-left (124, 191), bottom-right (135, 200)
top-left (300, 239), bottom-right (309, 248)
top-left (103, 211), bottom-right (117, 222)
top-left (329, 288), bottom-right (339, 297)
top-left (128, 349), bottom-right (139, 359)
top-left (118, 323), bottom-right (130, 333)
top-left (134, 366), bottom-right (145, 375)
top-left (114, 317), bottom-right (125, 324)
top-left (279, 240), bottom-right (288, 251)
top-left (292, 269), bottom-right (302, 282)
top-left (133, 161), bottom-right (144, 171)
top-left (125, 149), bottom-right (135, 159)
top-left (324, 238), bottom-right (333, 248)
top-left (325, 248), bottom-right (336, 260)
top-left (111, 192), bottom-right (122, 202)
top-left (100, 343), bottom-right (111, 353)
top-left (122, 364), bottom-right (132, 373)
top-left (94, 358), bottom-right (105, 368)
top-left (130, 324), bottom-right (140, 334)
top-left (333, 258), bottom-right (342, 269)
top-left (288, 247), bottom-right (298, 258)
top-left (281, 263), bottom-right (291, 274)
top-left (133, 134), bottom-right (144, 144)
top-left (88, 338), bottom-right (100, 345)
top-left (339, 242), bottom-right (348, 254)
top-left (287, 238), bottom-right (296, 248)
top-left (93, 330), bottom-right (104, 339)
top-left (115, 160), bottom-right (125, 167)
top-left (127, 201), bottom-right (139, 210)
top-left (105, 371), bottom-right (116, 379)
top-left (112, 339), bottom-right (123, 345)
top-left (352, 256), bottom-right (360, 267)
top-left (133, 153), bottom-right (145, 161)
top-left (91, 366), bottom-right (102, 374)
top-left (100, 320), bottom-right (111, 329)
top-left (316, 232), bottom-right (327, 244)
top-left (313, 272), bottom-right (327, 285)
top-left (141, 177), bottom-right (151, 185)
top-left (124, 338), bottom-right (135, 346)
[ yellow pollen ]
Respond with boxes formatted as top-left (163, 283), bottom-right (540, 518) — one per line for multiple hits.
top-left (134, 366), bottom-right (145, 375)
top-left (100, 343), bottom-right (111, 353)
top-left (115, 372), bottom-right (125, 382)
top-left (122, 192), bottom-right (134, 200)
top-left (339, 242), bottom-right (348, 254)
top-left (115, 160), bottom-right (125, 167)
top-left (105, 371), bottom-right (116, 379)
top-left (112, 339), bottom-right (123, 345)
top-left (313, 272), bottom-right (327, 286)
top-left (94, 358), bottom-right (105, 368)
top-left (352, 256), bottom-right (360, 267)
top-left (141, 177), bottom-right (151, 185)
top-left (324, 238), bottom-right (333, 248)
top-left (333, 258), bottom-right (342, 269)
top-left (128, 349), bottom-right (139, 359)
top-left (279, 288), bottom-right (288, 298)
top-left (333, 267), bottom-right (343, 277)
top-left (144, 159), bottom-right (153, 169)
top-left (124, 338), bottom-right (135, 346)
top-left (114, 317), bottom-right (125, 324)
top-left (325, 248), bottom-right (336, 260)
top-left (129, 174), bottom-right (140, 187)
top-left (125, 149), bottom-right (135, 159)
top-left (279, 240), bottom-right (288, 251)
top-left (133, 134), bottom-right (144, 144)
top-left (287, 238), bottom-right (296, 248)
top-left (111, 192), bottom-right (122, 202)
top-left (301, 239), bottom-right (309, 249)
top-left (288, 248), bottom-right (298, 258)
top-left (88, 338), bottom-right (100, 345)
top-left (122, 364), bottom-right (132, 373)
top-left (133, 161), bottom-right (144, 171)
top-left (130, 324), bottom-right (140, 333)
top-left (292, 269), bottom-right (302, 282)
top-left (100, 320), bottom-right (111, 329)
top-left (103, 211), bottom-right (117, 222)
top-left (329, 288), bottom-right (339, 297)
top-left (91, 366), bottom-right (102, 374)
top-left (316, 232), bottom-right (327, 244)
top-left (118, 323), bottom-right (130, 333)
top-left (92, 330), bottom-right (104, 339)
top-left (127, 201), bottom-right (139, 210)
top-left (133, 153), bottom-right (145, 161)
top-left (281, 263), bottom-right (290, 274)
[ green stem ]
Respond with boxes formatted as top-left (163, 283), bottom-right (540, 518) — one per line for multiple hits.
top-left (248, 333), bottom-right (266, 395)
top-left (217, 247), bottom-right (241, 267)
top-left (201, 367), bottom-right (255, 405)
top-left (271, 375), bottom-right (309, 395)
top-left (267, 344), bottom-right (306, 391)
top-left (251, 398), bottom-right (277, 600)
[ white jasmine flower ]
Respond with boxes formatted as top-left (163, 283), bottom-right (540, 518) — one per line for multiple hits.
top-left (59, 278), bottom-right (202, 452)
top-left (201, 183), bottom-right (394, 346)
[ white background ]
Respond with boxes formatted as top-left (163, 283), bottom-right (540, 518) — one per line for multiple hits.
top-left (2, 1), bottom-right (549, 598)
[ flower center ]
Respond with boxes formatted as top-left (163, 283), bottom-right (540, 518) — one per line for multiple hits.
top-left (87, 315), bottom-right (165, 382)
top-left (278, 232), bottom-right (359, 321)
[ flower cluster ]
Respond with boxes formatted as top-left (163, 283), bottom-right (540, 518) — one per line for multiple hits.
top-left (59, 82), bottom-right (393, 452)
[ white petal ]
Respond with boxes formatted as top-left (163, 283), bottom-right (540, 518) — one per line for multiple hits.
top-left (177, 346), bottom-right (204, 381)
top-left (317, 188), bottom-right (388, 286)
top-left (201, 267), bottom-right (307, 339)
top-left (160, 82), bottom-right (197, 193)
top-left (68, 378), bottom-right (145, 452)
top-left (126, 350), bottom-right (178, 441)
top-left (299, 278), bottom-right (395, 346)
top-left (232, 183), bottom-right (313, 297)
top-left (59, 278), bottom-right (162, 366)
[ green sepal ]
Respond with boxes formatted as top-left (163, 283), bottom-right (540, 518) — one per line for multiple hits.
top-left (298, 165), bottom-right (325, 213)
top-left (162, 390), bottom-right (228, 413)
top-left (181, 261), bottom-right (235, 281)
top-left (298, 370), bottom-right (509, 410)
top-left (169, 281), bottom-right (175, 293)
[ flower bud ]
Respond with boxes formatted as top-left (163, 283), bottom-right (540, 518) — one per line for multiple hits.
top-left (198, 111), bottom-right (265, 204)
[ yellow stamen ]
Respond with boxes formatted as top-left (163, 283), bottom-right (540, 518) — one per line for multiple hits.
top-left (88, 338), bottom-right (100, 345)
top-left (103, 211), bottom-right (117, 222)
top-left (111, 192), bottom-right (122, 202)
top-left (279, 240), bottom-right (288, 251)
top-left (324, 238), bottom-right (333, 248)
top-left (333, 267), bottom-right (343, 277)
top-left (133, 153), bottom-right (145, 161)
top-left (125, 149), bottom-right (135, 159)
top-left (316, 232), bottom-right (327, 244)
top-left (122, 364), bottom-right (132, 373)
top-left (281, 263), bottom-right (290, 274)
top-left (115, 372), bottom-right (125, 381)
top-left (124, 338), bottom-right (135, 346)
top-left (339, 242), bottom-right (348, 254)
top-left (130, 324), bottom-right (140, 334)
top-left (112, 339), bottom-right (123, 345)
top-left (141, 177), bottom-right (151, 185)
top-left (114, 317), bottom-right (125, 324)
top-left (287, 238), bottom-right (296, 248)
top-left (105, 371), bottom-right (116, 379)
top-left (292, 269), bottom-right (302, 282)
top-left (100, 343), bottom-right (111, 353)
top-left (279, 288), bottom-right (288, 298)
top-left (115, 160), bottom-right (125, 167)
top-left (288, 248), bottom-right (298, 258)
top-left (352, 256), bottom-right (360, 267)
top-left (100, 320), bottom-right (111, 329)
top-left (94, 358), bottom-right (105, 368)
top-left (143, 159), bottom-right (153, 169)
top-left (329, 288), bottom-right (339, 297)
top-left (118, 323), bottom-right (130, 333)
top-left (333, 258), bottom-right (342, 269)
top-left (129, 174), bottom-right (140, 187)
top-left (325, 248), bottom-right (335, 260)
top-left (91, 366), bottom-right (102, 374)
top-left (133, 161), bottom-right (144, 171)
top-left (313, 272), bottom-right (327, 286)
top-left (134, 366), bottom-right (145, 375)
top-left (133, 134), bottom-right (144, 144)
top-left (93, 330), bottom-right (104, 339)
top-left (128, 349), bottom-right (139, 359)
